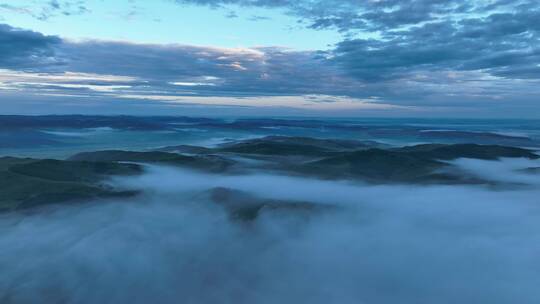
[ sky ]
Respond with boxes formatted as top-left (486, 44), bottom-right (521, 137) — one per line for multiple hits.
top-left (0, 0), bottom-right (539, 117)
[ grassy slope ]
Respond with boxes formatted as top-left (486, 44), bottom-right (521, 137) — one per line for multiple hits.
top-left (0, 157), bottom-right (141, 212)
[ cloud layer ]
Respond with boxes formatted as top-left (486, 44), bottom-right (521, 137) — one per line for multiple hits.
top-left (1, 159), bottom-right (540, 303)
top-left (177, 0), bottom-right (540, 81)
top-left (1, 0), bottom-right (540, 115)
top-left (0, 24), bottom-right (60, 68)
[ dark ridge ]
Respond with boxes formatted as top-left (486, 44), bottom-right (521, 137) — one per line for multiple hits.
top-left (0, 115), bottom-right (221, 131)
top-left (395, 144), bottom-right (539, 160)
top-left (155, 145), bottom-right (215, 154)
top-left (69, 150), bottom-right (235, 173)
top-left (9, 159), bottom-right (142, 183)
top-left (299, 148), bottom-right (445, 182)
top-left (0, 157), bottom-right (141, 212)
top-left (196, 118), bottom-right (328, 130)
top-left (286, 144), bottom-right (537, 183)
top-left (207, 187), bottom-right (332, 221)
top-left (418, 130), bottom-right (533, 142)
top-left (0, 130), bottom-right (61, 148)
top-left (216, 136), bottom-right (383, 156)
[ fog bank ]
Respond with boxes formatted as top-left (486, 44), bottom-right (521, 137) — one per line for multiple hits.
top-left (1, 158), bottom-right (540, 304)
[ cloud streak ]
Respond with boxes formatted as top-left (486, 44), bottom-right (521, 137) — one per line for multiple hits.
top-left (0, 1), bottom-right (89, 21)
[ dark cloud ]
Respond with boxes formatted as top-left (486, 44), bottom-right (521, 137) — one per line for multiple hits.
top-left (332, 7), bottom-right (540, 81)
top-left (0, 24), bottom-right (61, 68)
top-left (49, 0), bottom-right (61, 10)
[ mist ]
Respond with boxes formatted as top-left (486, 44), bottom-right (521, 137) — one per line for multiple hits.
top-left (1, 158), bottom-right (540, 304)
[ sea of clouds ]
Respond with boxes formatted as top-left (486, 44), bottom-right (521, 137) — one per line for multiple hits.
top-left (1, 158), bottom-right (540, 304)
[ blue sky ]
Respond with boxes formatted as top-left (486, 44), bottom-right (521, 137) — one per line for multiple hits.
top-left (0, 0), bottom-right (342, 49)
top-left (1, 0), bottom-right (540, 117)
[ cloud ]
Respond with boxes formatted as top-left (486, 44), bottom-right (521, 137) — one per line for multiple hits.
top-left (0, 1), bottom-right (90, 21)
top-left (174, 0), bottom-right (534, 31)
top-left (248, 15), bottom-right (270, 21)
top-left (225, 10), bottom-right (238, 18)
top-left (176, 0), bottom-right (540, 80)
top-left (0, 24), bottom-right (367, 101)
top-left (163, 0), bottom-right (540, 115)
top-left (117, 94), bottom-right (401, 111)
top-left (332, 10), bottom-right (540, 82)
top-left (1, 159), bottom-right (540, 303)
top-left (2, 6), bottom-right (540, 117)
top-left (0, 24), bottom-right (61, 69)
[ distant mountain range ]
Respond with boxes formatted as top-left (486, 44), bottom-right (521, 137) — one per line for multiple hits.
top-left (2, 135), bottom-right (538, 212)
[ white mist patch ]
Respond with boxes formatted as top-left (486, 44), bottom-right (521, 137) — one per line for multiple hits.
top-left (42, 127), bottom-right (116, 137)
top-left (1, 161), bottom-right (540, 303)
top-left (449, 157), bottom-right (540, 185)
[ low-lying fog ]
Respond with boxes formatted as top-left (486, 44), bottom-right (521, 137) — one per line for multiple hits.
top-left (1, 158), bottom-right (540, 304)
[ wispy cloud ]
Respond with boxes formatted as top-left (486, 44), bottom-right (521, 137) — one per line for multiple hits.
top-left (0, 0), bottom-right (89, 21)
